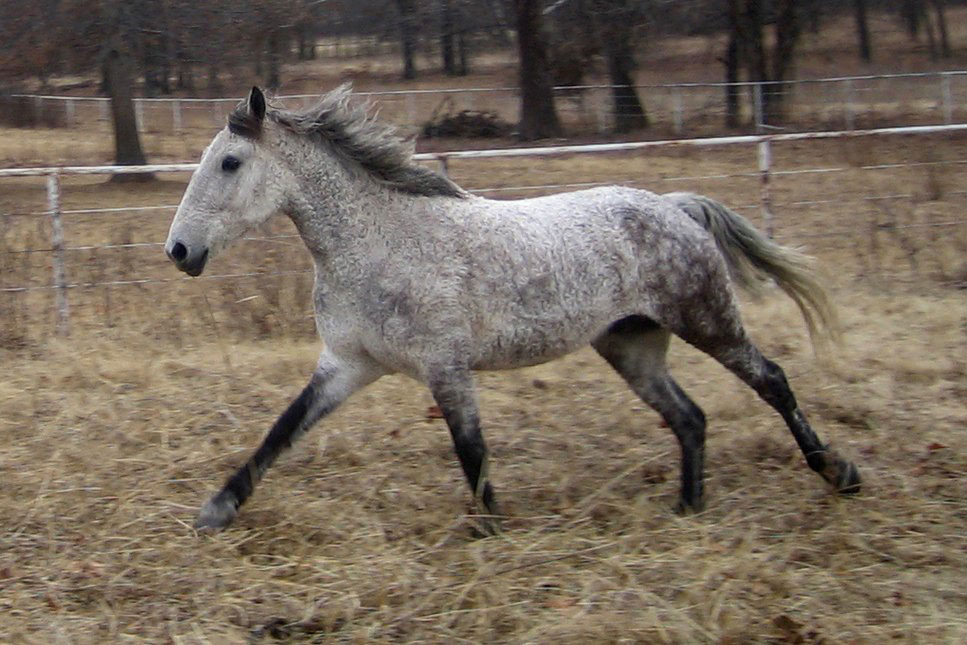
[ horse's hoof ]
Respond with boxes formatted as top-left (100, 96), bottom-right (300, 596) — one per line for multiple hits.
top-left (834, 460), bottom-right (861, 495)
top-left (676, 496), bottom-right (705, 515)
top-left (812, 448), bottom-right (861, 496)
top-left (194, 495), bottom-right (238, 533)
top-left (473, 514), bottom-right (502, 537)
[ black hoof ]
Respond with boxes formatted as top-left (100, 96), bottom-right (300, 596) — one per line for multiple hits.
top-left (835, 460), bottom-right (861, 495)
top-left (810, 448), bottom-right (862, 496)
top-left (676, 498), bottom-right (705, 515)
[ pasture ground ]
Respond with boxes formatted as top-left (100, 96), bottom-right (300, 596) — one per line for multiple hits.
top-left (2, 15), bottom-right (966, 641)
top-left (1, 134), bottom-right (965, 643)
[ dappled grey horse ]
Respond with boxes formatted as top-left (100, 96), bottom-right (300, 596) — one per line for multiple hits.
top-left (166, 86), bottom-right (860, 532)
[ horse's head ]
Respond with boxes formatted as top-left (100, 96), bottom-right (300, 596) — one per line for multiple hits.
top-left (166, 87), bottom-right (291, 276)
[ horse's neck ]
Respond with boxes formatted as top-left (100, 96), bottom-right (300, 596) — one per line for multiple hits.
top-left (283, 159), bottom-right (415, 259)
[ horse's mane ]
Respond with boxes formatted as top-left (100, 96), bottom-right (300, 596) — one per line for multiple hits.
top-left (229, 84), bottom-right (466, 199)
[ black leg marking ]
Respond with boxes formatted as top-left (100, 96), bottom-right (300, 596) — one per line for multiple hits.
top-left (725, 350), bottom-right (861, 495)
top-left (593, 324), bottom-right (708, 512)
top-left (194, 357), bottom-right (380, 533)
top-left (196, 384), bottom-right (319, 531)
top-left (429, 368), bottom-right (500, 532)
top-left (225, 384), bottom-right (316, 505)
top-left (664, 379), bottom-right (707, 512)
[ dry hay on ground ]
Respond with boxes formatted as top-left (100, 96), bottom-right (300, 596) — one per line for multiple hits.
top-left (0, 286), bottom-right (964, 642)
top-left (0, 133), bottom-right (965, 642)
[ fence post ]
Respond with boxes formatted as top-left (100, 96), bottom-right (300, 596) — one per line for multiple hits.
top-left (99, 99), bottom-right (109, 122)
top-left (596, 87), bottom-right (608, 134)
top-left (843, 79), bottom-right (855, 130)
top-left (172, 100), bottom-right (183, 133)
top-left (135, 99), bottom-right (145, 133)
top-left (672, 87), bottom-right (683, 135)
top-left (753, 82), bottom-right (764, 133)
top-left (406, 94), bottom-right (417, 128)
top-left (46, 173), bottom-right (70, 336)
top-left (65, 99), bottom-right (76, 128)
top-left (437, 155), bottom-right (449, 177)
top-left (757, 138), bottom-right (774, 239)
top-left (941, 73), bottom-right (953, 124)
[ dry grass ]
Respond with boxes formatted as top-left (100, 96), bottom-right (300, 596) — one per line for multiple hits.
top-left (0, 288), bottom-right (964, 643)
top-left (2, 23), bottom-right (967, 640)
top-left (1, 141), bottom-right (965, 643)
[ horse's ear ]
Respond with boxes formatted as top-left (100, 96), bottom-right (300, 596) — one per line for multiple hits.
top-left (248, 86), bottom-right (266, 122)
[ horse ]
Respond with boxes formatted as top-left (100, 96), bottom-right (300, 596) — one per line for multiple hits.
top-left (165, 85), bottom-right (860, 533)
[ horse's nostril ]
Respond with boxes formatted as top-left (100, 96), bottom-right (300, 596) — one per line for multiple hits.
top-left (170, 242), bottom-right (188, 263)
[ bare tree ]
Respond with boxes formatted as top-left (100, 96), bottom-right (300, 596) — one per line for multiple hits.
top-left (396, 0), bottom-right (419, 79)
top-left (854, 0), bottom-right (872, 62)
top-left (103, 48), bottom-right (152, 180)
top-left (930, 0), bottom-right (952, 58)
top-left (516, 0), bottom-right (562, 139)
top-left (724, 13), bottom-right (741, 128)
top-left (593, 0), bottom-right (647, 133)
top-left (727, 0), bottom-right (802, 125)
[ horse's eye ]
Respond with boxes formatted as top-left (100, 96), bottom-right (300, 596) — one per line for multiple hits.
top-left (221, 155), bottom-right (241, 172)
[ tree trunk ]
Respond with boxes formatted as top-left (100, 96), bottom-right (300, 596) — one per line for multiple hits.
top-left (854, 0), bottom-right (872, 62)
top-left (103, 49), bottom-right (152, 182)
top-left (931, 0), bottom-right (951, 58)
top-left (396, 0), bottom-right (418, 79)
top-left (923, 3), bottom-right (938, 60)
top-left (515, 0), bottom-right (562, 140)
top-left (457, 28), bottom-right (469, 75)
top-left (266, 31), bottom-right (282, 90)
top-left (768, 0), bottom-right (801, 122)
top-left (605, 39), bottom-right (647, 132)
top-left (440, 0), bottom-right (456, 75)
top-left (901, 0), bottom-right (923, 40)
top-left (724, 15), bottom-right (741, 128)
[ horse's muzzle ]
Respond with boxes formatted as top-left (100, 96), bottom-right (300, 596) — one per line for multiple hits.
top-left (166, 241), bottom-right (209, 277)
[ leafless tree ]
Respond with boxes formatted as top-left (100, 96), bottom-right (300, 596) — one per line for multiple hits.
top-left (854, 0), bottom-right (872, 62)
top-left (516, 0), bottom-right (562, 139)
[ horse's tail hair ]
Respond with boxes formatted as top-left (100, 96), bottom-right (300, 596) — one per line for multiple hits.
top-left (664, 191), bottom-right (840, 345)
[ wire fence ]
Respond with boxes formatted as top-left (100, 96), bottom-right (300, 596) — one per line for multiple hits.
top-left (1, 123), bottom-right (965, 343)
top-left (7, 71), bottom-right (967, 138)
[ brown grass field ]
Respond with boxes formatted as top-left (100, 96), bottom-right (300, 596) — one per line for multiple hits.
top-left (2, 14), bottom-right (967, 644)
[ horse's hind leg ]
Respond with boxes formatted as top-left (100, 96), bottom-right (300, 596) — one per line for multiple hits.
top-left (670, 284), bottom-right (861, 496)
top-left (592, 316), bottom-right (708, 512)
top-left (708, 339), bottom-right (861, 494)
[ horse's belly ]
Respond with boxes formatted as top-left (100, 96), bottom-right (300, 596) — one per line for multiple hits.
top-left (470, 315), bottom-right (609, 370)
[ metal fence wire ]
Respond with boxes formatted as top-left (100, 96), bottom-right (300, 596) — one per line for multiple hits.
top-left (1, 122), bottom-right (966, 339)
top-left (8, 71), bottom-right (967, 136)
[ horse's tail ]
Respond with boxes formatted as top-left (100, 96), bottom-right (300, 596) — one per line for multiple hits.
top-left (664, 191), bottom-right (840, 345)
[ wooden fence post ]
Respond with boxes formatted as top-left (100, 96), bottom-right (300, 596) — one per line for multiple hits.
top-left (47, 172), bottom-right (70, 335)
top-left (753, 82), bottom-right (764, 133)
top-left (672, 87), bottom-right (684, 135)
top-left (941, 73), bottom-right (953, 124)
top-left (757, 138), bottom-right (774, 239)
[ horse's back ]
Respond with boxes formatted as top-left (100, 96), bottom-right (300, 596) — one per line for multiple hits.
top-left (454, 186), bottom-right (729, 370)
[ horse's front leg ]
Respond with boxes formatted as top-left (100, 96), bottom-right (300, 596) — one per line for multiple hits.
top-left (428, 366), bottom-right (501, 534)
top-left (195, 352), bottom-right (380, 532)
